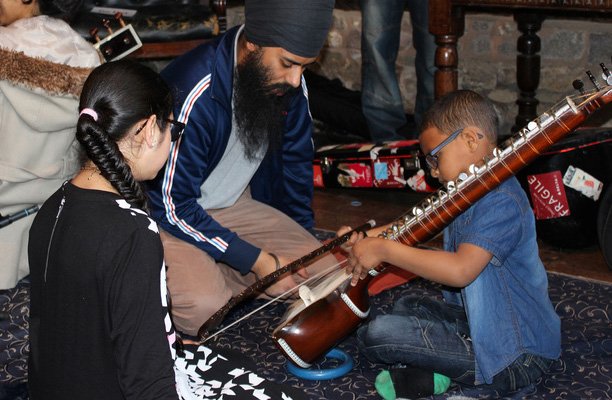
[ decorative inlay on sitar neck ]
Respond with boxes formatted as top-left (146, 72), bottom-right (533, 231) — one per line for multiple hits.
top-left (380, 78), bottom-right (612, 249)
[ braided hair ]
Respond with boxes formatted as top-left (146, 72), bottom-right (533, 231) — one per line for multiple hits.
top-left (76, 60), bottom-right (173, 210)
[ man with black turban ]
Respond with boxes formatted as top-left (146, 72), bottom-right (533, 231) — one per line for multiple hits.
top-left (147, 0), bottom-right (337, 338)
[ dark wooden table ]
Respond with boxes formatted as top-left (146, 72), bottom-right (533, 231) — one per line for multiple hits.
top-left (429, 0), bottom-right (612, 131)
top-left (131, 0), bottom-right (227, 59)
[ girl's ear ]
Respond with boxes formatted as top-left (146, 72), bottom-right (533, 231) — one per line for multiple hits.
top-left (142, 114), bottom-right (159, 148)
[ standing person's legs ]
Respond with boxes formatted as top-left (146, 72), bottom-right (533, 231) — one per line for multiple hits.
top-left (360, 0), bottom-right (407, 142)
top-left (162, 189), bottom-right (340, 337)
top-left (406, 0), bottom-right (436, 127)
top-left (357, 296), bottom-right (476, 383)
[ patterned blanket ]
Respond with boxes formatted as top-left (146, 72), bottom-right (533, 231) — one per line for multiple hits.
top-left (1, 272), bottom-right (610, 400)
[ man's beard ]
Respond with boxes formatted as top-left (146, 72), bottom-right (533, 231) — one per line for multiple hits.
top-left (234, 48), bottom-right (297, 161)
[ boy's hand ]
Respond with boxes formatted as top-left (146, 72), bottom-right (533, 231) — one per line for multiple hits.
top-left (346, 236), bottom-right (384, 286)
top-left (337, 226), bottom-right (366, 252)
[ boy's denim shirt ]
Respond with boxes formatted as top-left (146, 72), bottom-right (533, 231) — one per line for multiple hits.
top-left (442, 177), bottom-right (561, 384)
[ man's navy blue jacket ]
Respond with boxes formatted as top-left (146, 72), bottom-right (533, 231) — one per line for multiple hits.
top-left (146, 25), bottom-right (315, 274)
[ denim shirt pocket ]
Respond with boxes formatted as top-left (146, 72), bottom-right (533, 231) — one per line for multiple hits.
top-left (490, 255), bottom-right (503, 267)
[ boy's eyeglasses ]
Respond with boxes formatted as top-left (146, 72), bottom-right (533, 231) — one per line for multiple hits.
top-left (166, 119), bottom-right (185, 142)
top-left (134, 119), bottom-right (185, 142)
top-left (425, 127), bottom-right (463, 170)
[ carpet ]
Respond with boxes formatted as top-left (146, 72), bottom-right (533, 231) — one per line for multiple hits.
top-left (1, 272), bottom-right (610, 400)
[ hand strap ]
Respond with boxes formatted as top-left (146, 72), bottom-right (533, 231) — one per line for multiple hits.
top-left (269, 252), bottom-right (281, 271)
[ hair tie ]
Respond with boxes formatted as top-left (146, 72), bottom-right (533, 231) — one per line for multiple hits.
top-left (80, 108), bottom-right (98, 121)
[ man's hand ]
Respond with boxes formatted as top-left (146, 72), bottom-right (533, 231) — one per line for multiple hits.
top-left (251, 252), bottom-right (307, 298)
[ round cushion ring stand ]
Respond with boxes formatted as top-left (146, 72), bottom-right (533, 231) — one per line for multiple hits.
top-left (286, 348), bottom-right (354, 380)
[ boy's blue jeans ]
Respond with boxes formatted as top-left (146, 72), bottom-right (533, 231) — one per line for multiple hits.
top-left (357, 296), bottom-right (554, 392)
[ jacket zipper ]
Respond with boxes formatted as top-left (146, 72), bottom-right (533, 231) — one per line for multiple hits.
top-left (44, 196), bottom-right (65, 283)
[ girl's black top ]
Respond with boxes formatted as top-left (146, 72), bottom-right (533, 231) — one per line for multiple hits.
top-left (28, 182), bottom-right (178, 399)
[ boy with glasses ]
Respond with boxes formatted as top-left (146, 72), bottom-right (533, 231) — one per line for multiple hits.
top-left (340, 90), bottom-right (560, 398)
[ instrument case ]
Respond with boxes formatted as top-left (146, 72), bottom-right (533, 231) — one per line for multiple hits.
top-left (516, 127), bottom-right (612, 249)
top-left (313, 140), bottom-right (436, 193)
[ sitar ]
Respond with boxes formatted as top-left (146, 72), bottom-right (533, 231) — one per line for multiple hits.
top-left (271, 65), bottom-right (612, 368)
top-left (200, 64), bottom-right (612, 369)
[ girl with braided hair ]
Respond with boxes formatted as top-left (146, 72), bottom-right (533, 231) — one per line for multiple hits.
top-left (28, 59), bottom-right (179, 399)
top-left (27, 60), bottom-right (306, 400)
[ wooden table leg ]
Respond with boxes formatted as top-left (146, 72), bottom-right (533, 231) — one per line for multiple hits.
top-left (212, 0), bottom-right (227, 34)
top-left (430, 0), bottom-right (465, 99)
top-left (513, 12), bottom-right (544, 132)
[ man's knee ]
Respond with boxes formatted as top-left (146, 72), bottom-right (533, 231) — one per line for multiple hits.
top-left (170, 291), bottom-right (230, 336)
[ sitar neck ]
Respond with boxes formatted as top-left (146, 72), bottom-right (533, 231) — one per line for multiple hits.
top-left (382, 85), bottom-right (612, 247)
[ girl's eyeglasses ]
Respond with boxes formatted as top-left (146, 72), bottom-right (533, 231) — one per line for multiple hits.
top-left (425, 127), bottom-right (463, 170)
top-left (166, 119), bottom-right (185, 142)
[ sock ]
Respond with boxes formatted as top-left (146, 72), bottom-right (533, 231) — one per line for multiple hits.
top-left (374, 365), bottom-right (451, 400)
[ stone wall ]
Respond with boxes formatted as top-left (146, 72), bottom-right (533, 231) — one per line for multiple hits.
top-left (227, 7), bottom-right (612, 135)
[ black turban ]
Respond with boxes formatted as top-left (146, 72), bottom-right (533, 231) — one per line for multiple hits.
top-left (244, 0), bottom-right (335, 58)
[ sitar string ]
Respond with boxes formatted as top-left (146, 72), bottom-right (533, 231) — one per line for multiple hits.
top-left (202, 256), bottom-right (352, 342)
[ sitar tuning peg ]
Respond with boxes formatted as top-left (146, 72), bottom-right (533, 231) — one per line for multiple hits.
top-left (102, 18), bottom-right (113, 34)
top-left (114, 12), bottom-right (126, 27)
top-left (601, 63), bottom-right (612, 85)
top-left (572, 79), bottom-right (585, 95)
top-left (89, 27), bottom-right (100, 43)
top-left (586, 70), bottom-right (602, 90)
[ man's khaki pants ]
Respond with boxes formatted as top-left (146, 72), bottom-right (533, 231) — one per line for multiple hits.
top-left (160, 189), bottom-right (339, 336)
